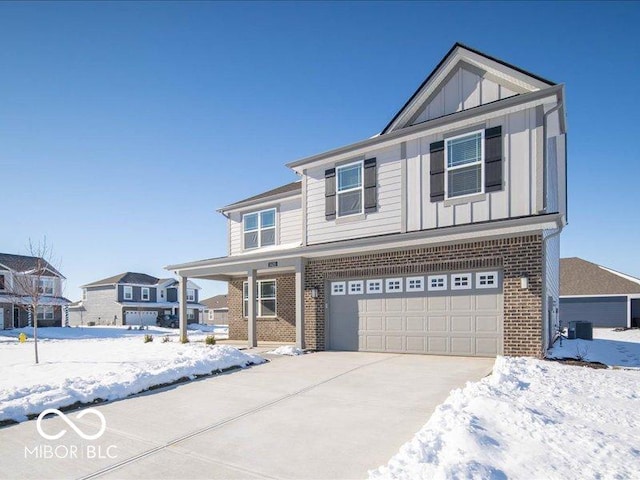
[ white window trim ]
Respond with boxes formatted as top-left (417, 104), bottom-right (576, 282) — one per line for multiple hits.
top-left (186, 288), bottom-right (195, 302)
top-left (476, 271), bottom-right (499, 289)
top-left (385, 278), bottom-right (403, 293)
top-left (37, 305), bottom-right (54, 321)
top-left (366, 279), bottom-right (383, 294)
top-left (348, 280), bottom-right (364, 295)
top-left (38, 277), bottom-right (55, 296)
top-left (331, 281), bottom-right (346, 296)
top-left (427, 275), bottom-right (448, 291)
top-left (123, 285), bottom-right (133, 300)
top-left (141, 287), bottom-right (150, 301)
top-left (336, 160), bottom-right (364, 218)
top-left (242, 208), bottom-right (277, 250)
top-left (406, 276), bottom-right (425, 292)
top-left (444, 130), bottom-right (485, 200)
top-left (451, 273), bottom-right (473, 290)
top-left (243, 279), bottom-right (277, 317)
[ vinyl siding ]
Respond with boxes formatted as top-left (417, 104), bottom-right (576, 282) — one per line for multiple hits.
top-left (411, 105), bottom-right (543, 230)
top-left (560, 297), bottom-right (627, 328)
top-left (412, 67), bottom-right (518, 125)
top-left (229, 197), bottom-right (302, 256)
top-left (306, 144), bottom-right (402, 245)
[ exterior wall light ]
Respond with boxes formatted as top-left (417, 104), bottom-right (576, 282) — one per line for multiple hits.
top-left (520, 274), bottom-right (529, 289)
top-left (310, 287), bottom-right (319, 298)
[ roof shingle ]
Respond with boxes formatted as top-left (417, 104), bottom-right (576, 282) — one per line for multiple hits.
top-left (0, 253), bottom-right (63, 277)
top-left (560, 258), bottom-right (640, 296)
top-left (221, 181), bottom-right (301, 211)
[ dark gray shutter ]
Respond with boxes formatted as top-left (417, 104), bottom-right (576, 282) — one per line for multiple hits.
top-left (430, 141), bottom-right (445, 202)
top-left (485, 126), bottom-right (503, 192)
top-left (325, 168), bottom-right (336, 220)
top-left (364, 157), bottom-right (377, 213)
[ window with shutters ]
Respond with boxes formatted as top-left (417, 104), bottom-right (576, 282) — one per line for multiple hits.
top-left (243, 208), bottom-right (276, 250)
top-left (336, 161), bottom-right (363, 217)
top-left (445, 130), bottom-right (484, 199)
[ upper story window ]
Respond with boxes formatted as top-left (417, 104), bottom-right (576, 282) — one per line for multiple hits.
top-left (82, 289), bottom-right (87, 301)
top-left (38, 277), bottom-right (54, 296)
top-left (123, 285), bottom-right (133, 300)
top-left (243, 208), bottom-right (276, 250)
top-left (187, 288), bottom-right (195, 302)
top-left (141, 287), bottom-right (150, 301)
top-left (445, 131), bottom-right (484, 199)
top-left (337, 162), bottom-right (363, 217)
top-left (0, 274), bottom-right (5, 291)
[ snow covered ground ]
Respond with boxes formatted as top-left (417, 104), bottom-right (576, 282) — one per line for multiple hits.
top-left (268, 346), bottom-right (305, 356)
top-left (548, 327), bottom-right (640, 367)
top-left (0, 327), bottom-right (261, 423)
top-left (370, 356), bottom-right (640, 480)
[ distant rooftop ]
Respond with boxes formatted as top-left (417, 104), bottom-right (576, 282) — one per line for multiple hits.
top-left (220, 181), bottom-right (301, 211)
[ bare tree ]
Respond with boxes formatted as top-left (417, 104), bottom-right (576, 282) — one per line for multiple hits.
top-left (5, 238), bottom-right (62, 364)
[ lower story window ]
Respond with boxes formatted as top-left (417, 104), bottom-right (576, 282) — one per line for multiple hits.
top-left (36, 305), bottom-right (54, 321)
top-left (187, 309), bottom-right (195, 321)
top-left (243, 280), bottom-right (277, 317)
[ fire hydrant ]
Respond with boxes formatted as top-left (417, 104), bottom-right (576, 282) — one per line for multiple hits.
top-left (18, 333), bottom-right (27, 343)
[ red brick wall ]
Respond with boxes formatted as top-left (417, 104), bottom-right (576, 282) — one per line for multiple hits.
top-left (304, 234), bottom-right (544, 356)
top-left (228, 274), bottom-right (296, 342)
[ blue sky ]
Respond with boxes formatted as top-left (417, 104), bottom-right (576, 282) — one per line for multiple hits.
top-left (1, 1), bottom-right (639, 301)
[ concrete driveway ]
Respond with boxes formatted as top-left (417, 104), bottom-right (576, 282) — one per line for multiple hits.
top-left (1, 351), bottom-right (494, 480)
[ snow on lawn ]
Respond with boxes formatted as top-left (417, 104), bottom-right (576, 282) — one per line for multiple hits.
top-left (548, 328), bottom-right (640, 367)
top-left (0, 330), bottom-right (264, 423)
top-left (268, 346), bottom-right (305, 356)
top-left (370, 356), bottom-right (640, 480)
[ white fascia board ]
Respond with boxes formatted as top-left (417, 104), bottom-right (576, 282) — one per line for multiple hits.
top-left (218, 191), bottom-right (301, 215)
top-left (167, 214), bottom-right (561, 275)
top-left (598, 266), bottom-right (640, 287)
top-left (560, 294), bottom-right (631, 298)
top-left (287, 86), bottom-right (562, 172)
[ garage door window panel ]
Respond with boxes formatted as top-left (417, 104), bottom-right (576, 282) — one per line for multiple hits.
top-left (331, 281), bottom-right (346, 296)
top-left (366, 279), bottom-right (383, 294)
top-left (385, 278), bottom-right (403, 293)
top-left (476, 271), bottom-right (498, 289)
top-left (428, 275), bottom-right (447, 291)
top-left (406, 276), bottom-right (425, 292)
top-left (348, 281), bottom-right (363, 295)
top-left (451, 273), bottom-right (472, 290)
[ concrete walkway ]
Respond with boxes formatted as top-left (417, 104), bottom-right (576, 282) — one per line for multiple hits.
top-left (0, 352), bottom-right (494, 480)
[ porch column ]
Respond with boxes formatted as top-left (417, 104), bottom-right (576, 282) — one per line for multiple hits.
top-left (178, 275), bottom-right (188, 343)
top-left (295, 258), bottom-right (305, 349)
top-left (247, 269), bottom-right (257, 348)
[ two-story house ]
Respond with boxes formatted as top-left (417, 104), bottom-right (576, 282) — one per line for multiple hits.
top-left (166, 43), bottom-right (567, 357)
top-left (0, 253), bottom-right (71, 329)
top-left (68, 272), bottom-right (205, 326)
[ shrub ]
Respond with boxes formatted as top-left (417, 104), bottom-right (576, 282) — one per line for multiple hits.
top-left (87, 321), bottom-right (95, 327)
top-left (161, 336), bottom-right (171, 343)
top-left (127, 325), bottom-right (132, 330)
top-left (143, 334), bottom-right (153, 343)
top-left (205, 335), bottom-right (216, 346)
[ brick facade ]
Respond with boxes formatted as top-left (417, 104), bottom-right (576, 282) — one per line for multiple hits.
top-left (303, 234), bottom-right (544, 357)
top-left (227, 234), bottom-right (544, 357)
top-left (228, 274), bottom-right (296, 342)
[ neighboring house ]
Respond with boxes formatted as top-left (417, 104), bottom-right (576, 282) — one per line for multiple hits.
top-left (68, 272), bottom-right (205, 326)
top-left (201, 295), bottom-right (228, 325)
top-left (560, 258), bottom-right (640, 329)
top-left (167, 43), bottom-right (568, 357)
top-left (0, 253), bottom-right (71, 329)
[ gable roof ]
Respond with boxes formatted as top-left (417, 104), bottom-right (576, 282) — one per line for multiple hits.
top-left (201, 294), bottom-right (228, 310)
top-left (219, 181), bottom-right (301, 212)
top-left (82, 272), bottom-right (160, 288)
top-left (380, 42), bottom-right (556, 135)
top-left (560, 258), bottom-right (640, 296)
top-left (0, 253), bottom-right (64, 278)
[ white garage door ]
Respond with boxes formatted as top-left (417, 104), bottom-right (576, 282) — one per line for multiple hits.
top-left (328, 271), bottom-right (503, 357)
top-left (125, 311), bottom-right (158, 326)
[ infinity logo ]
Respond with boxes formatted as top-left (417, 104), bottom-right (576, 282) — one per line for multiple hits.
top-left (36, 408), bottom-right (107, 441)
